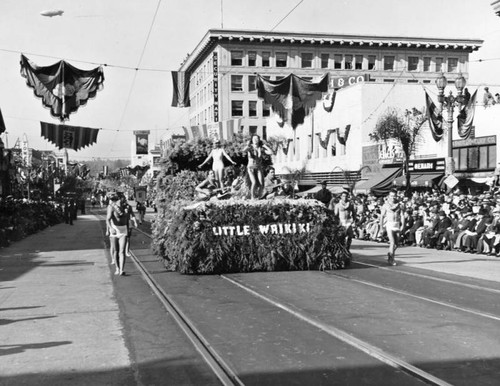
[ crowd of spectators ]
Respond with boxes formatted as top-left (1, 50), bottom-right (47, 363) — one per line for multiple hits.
top-left (342, 189), bottom-right (500, 256)
top-left (0, 197), bottom-right (64, 247)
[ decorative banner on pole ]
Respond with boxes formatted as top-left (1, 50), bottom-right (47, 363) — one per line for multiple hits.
top-left (171, 71), bottom-right (190, 107)
top-left (20, 55), bottom-right (104, 121)
top-left (134, 130), bottom-right (150, 155)
top-left (0, 108), bottom-right (6, 134)
top-left (457, 89), bottom-right (478, 139)
top-left (40, 122), bottom-right (99, 151)
top-left (424, 91), bottom-right (444, 142)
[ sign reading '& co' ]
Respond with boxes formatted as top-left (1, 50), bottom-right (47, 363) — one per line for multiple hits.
top-left (330, 74), bottom-right (370, 89)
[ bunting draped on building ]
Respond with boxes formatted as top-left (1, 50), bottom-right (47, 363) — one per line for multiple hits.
top-left (256, 73), bottom-right (329, 129)
top-left (0, 108), bottom-right (6, 134)
top-left (171, 71), bottom-right (191, 107)
top-left (40, 122), bottom-right (99, 151)
top-left (337, 125), bottom-right (351, 145)
top-left (127, 165), bottom-right (149, 179)
top-left (280, 139), bottom-right (294, 155)
top-left (20, 55), bottom-right (104, 121)
top-left (316, 129), bottom-right (336, 149)
top-left (322, 92), bottom-right (336, 113)
top-left (424, 91), bottom-right (444, 142)
top-left (457, 89), bottom-right (478, 140)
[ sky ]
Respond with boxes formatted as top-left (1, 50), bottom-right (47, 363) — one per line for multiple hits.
top-left (0, 0), bottom-right (499, 161)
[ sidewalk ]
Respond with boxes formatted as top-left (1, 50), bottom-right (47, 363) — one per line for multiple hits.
top-left (352, 239), bottom-right (500, 284)
top-left (0, 213), bottom-right (135, 386)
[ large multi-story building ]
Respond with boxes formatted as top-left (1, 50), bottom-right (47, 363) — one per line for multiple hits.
top-left (178, 29), bottom-right (497, 193)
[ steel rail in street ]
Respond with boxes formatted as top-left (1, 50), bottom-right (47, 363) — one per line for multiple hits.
top-left (351, 259), bottom-right (500, 295)
top-left (129, 250), bottom-right (244, 386)
top-left (222, 275), bottom-right (453, 386)
top-left (94, 211), bottom-right (242, 386)
top-left (111, 217), bottom-right (494, 386)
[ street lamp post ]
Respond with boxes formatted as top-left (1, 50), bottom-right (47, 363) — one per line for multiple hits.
top-left (435, 72), bottom-right (467, 175)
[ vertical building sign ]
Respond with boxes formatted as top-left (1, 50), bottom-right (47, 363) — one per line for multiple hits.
top-left (213, 52), bottom-right (219, 122)
top-left (134, 130), bottom-right (150, 155)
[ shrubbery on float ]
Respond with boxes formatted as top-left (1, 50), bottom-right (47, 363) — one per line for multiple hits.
top-left (152, 198), bottom-right (351, 274)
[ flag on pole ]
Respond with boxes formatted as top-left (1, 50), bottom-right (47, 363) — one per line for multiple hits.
top-left (0, 108), bottom-right (6, 134)
top-left (171, 71), bottom-right (190, 107)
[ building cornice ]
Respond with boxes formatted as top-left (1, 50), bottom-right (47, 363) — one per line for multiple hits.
top-left (179, 29), bottom-right (483, 73)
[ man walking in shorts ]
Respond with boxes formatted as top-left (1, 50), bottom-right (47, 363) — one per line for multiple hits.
top-left (380, 190), bottom-right (405, 266)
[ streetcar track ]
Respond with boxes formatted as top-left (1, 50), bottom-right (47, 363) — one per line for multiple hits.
top-left (96, 211), bottom-right (496, 385)
top-left (129, 250), bottom-right (243, 386)
top-left (324, 270), bottom-right (500, 322)
top-left (94, 210), bottom-right (241, 385)
top-left (221, 275), bottom-right (452, 386)
top-left (351, 259), bottom-right (500, 295)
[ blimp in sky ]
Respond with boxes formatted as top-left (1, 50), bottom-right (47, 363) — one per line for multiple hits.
top-left (40, 9), bottom-right (64, 17)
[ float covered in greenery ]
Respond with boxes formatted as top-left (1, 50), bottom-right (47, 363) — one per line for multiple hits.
top-left (152, 197), bottom-right (350, 274)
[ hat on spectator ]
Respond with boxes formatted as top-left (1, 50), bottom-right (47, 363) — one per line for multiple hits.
top-left (438, 210), bottom-right (446, 216)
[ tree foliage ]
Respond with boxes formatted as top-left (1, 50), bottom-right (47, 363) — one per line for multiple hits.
top-left (164, 133), bottom-right (273, 173)
top-left (369, 107), bottom-right (427, 194)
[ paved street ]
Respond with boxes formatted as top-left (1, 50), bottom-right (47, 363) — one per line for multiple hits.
top-left (2, 207), bottom-right (500, 385)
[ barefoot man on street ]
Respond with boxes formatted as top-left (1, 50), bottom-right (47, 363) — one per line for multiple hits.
top-left (380, 189), bottom-right (405, 266)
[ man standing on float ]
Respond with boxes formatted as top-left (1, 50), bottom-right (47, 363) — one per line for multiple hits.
top-left (380, 189), bottom-right (405, 266)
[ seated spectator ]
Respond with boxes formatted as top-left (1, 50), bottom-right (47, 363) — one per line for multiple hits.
top-left (462, 208), bottom-right (489, 253)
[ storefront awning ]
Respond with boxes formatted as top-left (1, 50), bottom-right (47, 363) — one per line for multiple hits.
top-left (354, 168), bottom-right (402, 195)
top-left (393, 172), bottom-right (444, 188)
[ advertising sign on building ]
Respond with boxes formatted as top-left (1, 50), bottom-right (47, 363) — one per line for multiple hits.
top-left (134, 130), bottom-right (150, 155)
top-left (330, 74), bottom-right (370, 90)
top-left (378, 140), bottom-right (404, 164)
top-left (213, 52), bottom-right (219, 122)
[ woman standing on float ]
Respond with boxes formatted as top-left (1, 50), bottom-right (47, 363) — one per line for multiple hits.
top-left (242, 134), bottom-right (274, 199)
top-left (198, 138), bottom-right (236, 188)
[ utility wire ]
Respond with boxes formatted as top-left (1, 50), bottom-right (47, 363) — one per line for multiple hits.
top-left (112, 0), bottom-right (163, 151)
top-left (270, 0), bottom-right (305, 31)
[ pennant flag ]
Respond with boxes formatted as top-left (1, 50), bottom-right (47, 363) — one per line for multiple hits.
top-left (171, 71), bottom-right (190, 107)
top-left (457, 89), bottom-right (478, 139)
top-left (21, 55), bottom-right (104, 121)
top-left (40, 122), bottom-right (99, 151)
top-left (425, 91), bottom-right (444, 142)
top-left (256, 73), bottom-right (328, 129)
top-left (0, 108), bottom-right (6, 134)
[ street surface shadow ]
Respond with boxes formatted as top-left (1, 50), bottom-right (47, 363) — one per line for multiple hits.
top-left (0, 340), bottom-right (71, 357)
top-left (1, 356), bottom-right (500, 385)
top-left (0, 306), bottom-right (43, 312)
top-left (0, 315), bottom-right (56, 326)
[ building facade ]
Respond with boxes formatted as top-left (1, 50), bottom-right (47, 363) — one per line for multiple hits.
top-left (178, 29), bottom-right (493, 192)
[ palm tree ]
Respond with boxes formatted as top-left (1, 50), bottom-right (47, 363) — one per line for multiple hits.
top-left (332, 165), bottom-right (372, 195)
top-left (369, 107), bottom-right (426, 196)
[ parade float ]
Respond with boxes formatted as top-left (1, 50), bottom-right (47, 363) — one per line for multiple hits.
top-left (152, 196), bottom-right (350, 274)
top-left (151, 73), bottom-right (351, 274)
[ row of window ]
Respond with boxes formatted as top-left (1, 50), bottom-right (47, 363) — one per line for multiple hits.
top-left (231, 100), bottom-right (270, 117)
top-left (230, 50), bottom-right (462, 72)
top-left (453, 145), bottom-right (496, 171)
